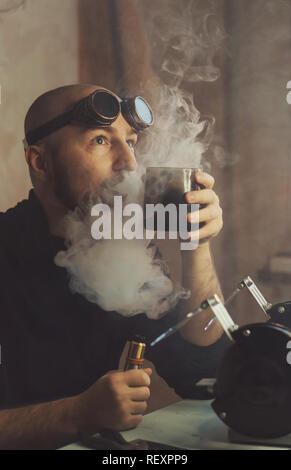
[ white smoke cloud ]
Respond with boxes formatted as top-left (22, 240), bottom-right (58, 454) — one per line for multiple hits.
top-left (138, 85), bottom-right (207, 169)
top-left (55, 170), bottom-right (190, 318)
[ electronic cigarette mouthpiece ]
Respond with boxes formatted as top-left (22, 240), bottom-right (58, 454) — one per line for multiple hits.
top-left (124, 335), bottom-right (146, 371)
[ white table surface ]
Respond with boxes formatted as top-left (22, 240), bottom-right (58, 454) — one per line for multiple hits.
top-left (60, 399), bottom-right (289, 450)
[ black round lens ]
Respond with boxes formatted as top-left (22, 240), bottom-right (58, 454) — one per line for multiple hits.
top-left (92, 91), bottom-right (120, 119)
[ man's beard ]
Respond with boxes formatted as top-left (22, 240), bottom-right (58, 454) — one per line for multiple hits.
top-left (50, 151), bottom-right (137, 212)
top-left (50, 160), bottom-right (143, 218)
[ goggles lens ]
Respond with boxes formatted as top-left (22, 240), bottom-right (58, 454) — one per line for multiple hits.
top-left (92, 91), bottom-right (120, 119)
top-left (135, 97), bottom-right (154, 125)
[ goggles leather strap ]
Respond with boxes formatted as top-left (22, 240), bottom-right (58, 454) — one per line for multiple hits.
top-left (26, 109), bottom-right (74, 146)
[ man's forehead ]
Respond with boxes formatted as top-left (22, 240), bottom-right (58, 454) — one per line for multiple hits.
top-left (79, 115), bottom-right (139, 138)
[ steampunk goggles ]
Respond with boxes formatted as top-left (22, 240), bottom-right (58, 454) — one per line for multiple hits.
top-left (24, 89), bottom-right (154, 148)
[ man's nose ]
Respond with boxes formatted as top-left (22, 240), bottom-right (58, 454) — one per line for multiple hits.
top-left (112, 142), bottom-right (137, 172)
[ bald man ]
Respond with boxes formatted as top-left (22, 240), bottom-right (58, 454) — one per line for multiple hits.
top-left (0, 84), bottom-right (228, 449)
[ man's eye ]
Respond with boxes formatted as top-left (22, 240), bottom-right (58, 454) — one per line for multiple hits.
top-left (93, 136), bottom-right (106, 145)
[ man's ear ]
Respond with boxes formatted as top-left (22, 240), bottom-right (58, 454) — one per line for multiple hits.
top-left (25, 145), bottom-right (49, 182)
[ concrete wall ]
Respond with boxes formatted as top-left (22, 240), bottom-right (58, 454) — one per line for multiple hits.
top-left (0, 0), bottom-right (78, 211)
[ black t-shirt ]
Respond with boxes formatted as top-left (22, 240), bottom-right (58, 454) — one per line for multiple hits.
top-left (0, 190), bottom-right (229, 408)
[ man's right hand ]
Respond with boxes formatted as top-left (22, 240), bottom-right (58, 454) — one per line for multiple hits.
top-left (70, 368), bottom-right (152, 435)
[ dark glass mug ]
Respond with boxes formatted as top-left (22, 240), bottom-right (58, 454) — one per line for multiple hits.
top-left (143, 167), bottom-right (203, 234)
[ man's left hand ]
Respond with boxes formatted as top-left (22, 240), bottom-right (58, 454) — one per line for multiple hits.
top-left (184, 171), bottom-right (223, 246)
